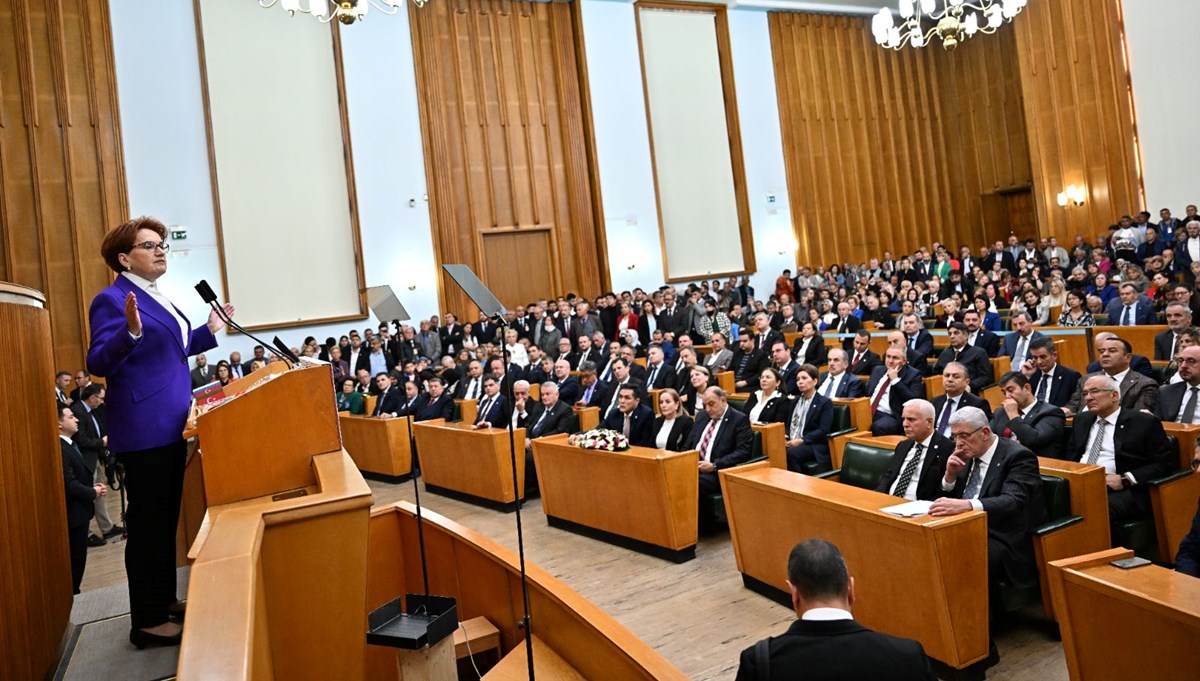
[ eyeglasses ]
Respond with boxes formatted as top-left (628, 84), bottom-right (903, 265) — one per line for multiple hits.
top-left (951, 426), bottom-right (984, 441)
top-left (1081, 388), bottom-right (1117, 396)
top-left (130, 241), bottom-right (170, 254)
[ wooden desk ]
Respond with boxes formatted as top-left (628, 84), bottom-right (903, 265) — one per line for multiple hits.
top-left (412, 419), bottom-right (526, 508)
top-left (531, 435), bottom-right (699, 562)
top-left (339, 414), bottom-right (414, 481)
top-left (1155, 423), bottom-right (1200, 563)
top-left (367, 502), bottom-right (688, 681)
top-left (574, 406), bottom-right (599, 432)
top-left (720, 464), bottom-right (989, 669)
top-left (1049, 548), bottom-right (1200, 681)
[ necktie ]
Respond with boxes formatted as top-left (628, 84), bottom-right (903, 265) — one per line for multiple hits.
top-left (909, 335), bottom-right (917, 350)
top-left (937, 398), bottom-right (955, 435)
top-left (469, 379), bottom-right (479, 400)
top-left (760, 333), bottom-right (767, 348)
top-left (1122, 305), bottom-right (1133, 326)
top-left (1085, 419), bottom-right (1108, 465)
top-left (1037, 373), bottom-right (1050, 402)
top-left (823, 375), bottom-right (835, 397)
top-left (838, 318), bottom-right (846, 333)
top-left (648, 365), bottom-right (659, 388)
top-left (622, 414), bottom-right (631, 439)
top-left (962, 459), bottom-right (984, 499)
top-left (1011, 337), bottom-right (1027, 371)
top-left (532, 408), bottom-right (550, 436)
top-left (1181, 387), bottom-right (1200, 424)
top-left (870, 377), bottom-right (892, 415)
top-left (476, 397), bottom-right (492, 424)
top-left (1172, 335), bottom-right (1180, 360)
top-left (892, 443), bottom-right (924, 498)
top-left (953, 348), bottom-right (961, 362)
top-left (851, 352), bottom-right (862, 371)
top-left (582, 384), bottom-right (594, 404)
top-left (697, 418), bottom-right (717, 461)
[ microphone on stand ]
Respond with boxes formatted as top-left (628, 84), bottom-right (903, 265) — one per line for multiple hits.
top-left (194, 279), bottom-right (294, 367)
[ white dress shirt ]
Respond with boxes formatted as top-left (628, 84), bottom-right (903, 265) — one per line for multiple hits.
top-left (122, 271), bottom-right (190, 347)
top-left (820, 371), bottom-right (844, 398)
top-left (655, 417), bottom-right (676, 450)
top-left (1084, 409), bottom-right (1120, 476)
top-left (890, 434), bottom-right (934, 499)
top-left (698, 408), bottom-right (727, 463)
top-left (870, 374), bottom-right (897, 415)
top-left (801, 607), bottom-right (853, 621)
top-left (748, 390), bottom-right (779, 424)
top-left (941, 435), bottom-right (1000, 510)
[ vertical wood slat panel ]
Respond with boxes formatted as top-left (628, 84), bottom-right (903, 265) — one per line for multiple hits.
top-left (0, 0), bottom-right (126, 374)
top-left (411, 0), bottom-right (601, 314)
top-left (769, 12), bottom-right (1033, 267)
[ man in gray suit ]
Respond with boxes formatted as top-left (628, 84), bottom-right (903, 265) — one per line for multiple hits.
top-left (190, 353), bottom-right (214, 388)
top-left (703, 332), bottom-right (734, 373)
top-left (991, 372), bottom-right (1066, 459)
top-left (1064, 337), bottom-right (1159, 415)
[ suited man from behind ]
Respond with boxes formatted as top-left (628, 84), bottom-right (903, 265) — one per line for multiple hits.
top-left (1157, 346), bottom-right (1200, 424)
top-left (932, 323), bottom-right (993, 394)
top-left (1065, 374), bottom-right (1175, 543)
top-left (190, 354), bottom-right (214, 388)
top-left (600, 384), bottom-right (656, 448)
top-left (688, 387), bottom-right (754, 500)
top-left (877, 400), bottom-right (954, 501)
top-left (1021, 338), bottom-right (1081, 409)
top-left (846, 330), bottom-right (881, 376)
top-left (735, 539), bottom-right (935, 681)
top-left (1106, 282), bottom-right (1159, 326)
top-left (865, 347), bottom-right (925, 436)
top-left (816, 348), bottom-right (866, 399)
top-left (931, 407), bottom-right (1046, 607)
top-left (1064, 337), bottom-right (1159, 415)
top-left (59, 406), bottom-right (107, 594)
top-left (990, 372), bottom-right (1067, 459)
top-left (962, 309), bottom-right (1002, 358)
top-left (471, 375), bottom-right (508, 429)
top-left (1154, 302), bottom-right (1193, 361)
top-left (930, 362), bottom-right (992, 438)
top-left (71, 384), bottom-right (123, 543)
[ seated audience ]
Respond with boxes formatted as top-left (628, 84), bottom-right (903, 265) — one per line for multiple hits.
top-left (1019, 338), bottom-right (1082, 408)
top-left (472, 376), bottom-right (508, 428)
top-left (931, 362), bottom-right (992, 438)
top-left (1106, 282), bottom-right (1158, 326)
top-left (336, 377), bottom-right (365, 415)
top-left (865, 347), bottom-right (925, 436)
top-left (687, 387), bottom-right (753, 500)
top-left (791, 321), bottom-right (828, 367)
top-left (990, 372), bottom-right (1066, 459)
top-left (1066, 337), bottom-right (1159, 414)
top-left (680, 365), bottom-right (714, 416)
top-left (1154, 303), bottom-right (1194, 361)
top-left (962, 308), bottom-right (1001, 358)
top-left (1002, 312), bottom-right (1045, 372)
top-left (816, 348), bottom-right (865, 399)
top-left (372, 373), bottom-right (403, 418)
top-left (730, 334), bottom-right (770, 392)
top-left (846, 330), bottom-right (881, 376)
top-left (600, 384), bottom-right (655, 448)
top-left (1057, 290), bottom-right (1094, 327)
top-left (653, 388), bottom-right (694, 452)
top-left (876, 399), bottom-right (953, 500)
top-left (931, 323), bottom-right (992, 394)
top-left (743, 367), bottom-right (791, 425)
top-left (413, 377), bottom-right (454, 422)
top-left (784, 364), bottom-right (834, 470)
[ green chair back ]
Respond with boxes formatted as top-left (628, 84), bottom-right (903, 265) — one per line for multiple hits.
top-left (838, 442), bottom-right (896, 490)
top-left (1040, 474), bottom-right (1071, 521)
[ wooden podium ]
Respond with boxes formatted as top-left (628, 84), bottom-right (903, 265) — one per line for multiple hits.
top-left (340, 414), bottom-right (415, 481)
top-left (412, 420), bottom-right (526, 508)
top-left (179, 363), bottom-right (373, 681)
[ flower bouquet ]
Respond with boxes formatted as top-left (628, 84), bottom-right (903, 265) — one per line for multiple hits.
top-left (573, 428), bottom-right (631, 452)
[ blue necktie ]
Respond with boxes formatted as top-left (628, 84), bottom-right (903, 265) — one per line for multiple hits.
top-left (1122, 305), bottom-right (1134, 326)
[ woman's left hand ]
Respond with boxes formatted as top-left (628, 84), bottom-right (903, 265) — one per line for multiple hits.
top-left (207, 303), bottom-right (236, 334)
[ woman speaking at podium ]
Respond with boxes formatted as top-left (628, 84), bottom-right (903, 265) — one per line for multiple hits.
top-left (87, 217), bottom-right (235, 649)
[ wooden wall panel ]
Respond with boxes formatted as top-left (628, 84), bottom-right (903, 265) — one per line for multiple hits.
top-left (411, 0), bottom-right (603, 315)
top-left (769, 13), bottom-right (1032, 266)
top-left (1013, 0), bottom-right (1142, 243)
top-left (0, 0), bottom-right (126, 373)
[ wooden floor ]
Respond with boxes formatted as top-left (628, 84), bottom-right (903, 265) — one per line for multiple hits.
top-left (81, 478), bottom-right (1069, 680)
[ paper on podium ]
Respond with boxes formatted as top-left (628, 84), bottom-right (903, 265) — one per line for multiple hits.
top-left (879, 500), bottom-right (933, 518)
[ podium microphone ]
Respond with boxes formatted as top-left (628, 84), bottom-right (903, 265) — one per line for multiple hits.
top-left (194, 279), bottom-right (294, 367)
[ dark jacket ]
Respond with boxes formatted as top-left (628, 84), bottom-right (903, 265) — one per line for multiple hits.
top-left (990, 401), bottom-right (1067, 459)
top-left (684, 406), bottom-right (754, 470)
top-left (876, 434), bottom-right (955, 500)
top-left (736, 618), bottom-right (935, 681)
top-left (61, 439), bottom-right (97, 529)
top-left (1063, 409), bottom-right (1175, 485)
top-left (601, 403), bottom-right (656, 448)
top-left (653, 414), bottom-right (694, 452)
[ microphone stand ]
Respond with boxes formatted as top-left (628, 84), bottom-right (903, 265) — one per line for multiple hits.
top-left (195, 287), bottom-right (294, 368)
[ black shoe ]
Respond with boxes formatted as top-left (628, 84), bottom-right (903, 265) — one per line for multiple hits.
top-left (103, 525), bottom-right (125, 539)
top-left (87, 534), bottom-right (107, 548)
top-left (129, 628), bottom-right (182, 650)
top-left (167, 601), bottom-right (186, 622)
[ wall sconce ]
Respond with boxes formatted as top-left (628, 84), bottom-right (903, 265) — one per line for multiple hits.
top-left (1057, 184), bottom-right (1086, 207)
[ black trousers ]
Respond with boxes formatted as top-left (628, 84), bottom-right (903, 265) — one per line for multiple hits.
top-left (68, 522), bottom-right (88, 595)
top-left (117, 440), bottom-right (186, 629)
top-left (1108, 487), bottom-right (1153, 546)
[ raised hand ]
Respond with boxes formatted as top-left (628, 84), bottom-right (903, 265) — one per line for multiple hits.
top-left (207, 302), bottom-right (236, 334)
top-left (125, 292), bottom-right (142, 336)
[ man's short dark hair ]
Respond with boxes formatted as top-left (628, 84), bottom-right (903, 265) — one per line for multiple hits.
top-left (855, 328), bottom-right (870, 340)
top-left (56, 371), bottom-right (71, 380)
top-left (998, 371), bottom-right (1029, 388)
top-left (771, 339), bottom-right (789, 354)
top-left (787, 539), bottom-right (850, 601)
top-left (617, 384), bottom-right (642, 401)
top-left (1028, 337), bottom-right (1056, 354)
top-left (81, 383), bottom-right (105, 401)
top-left (948, 322), bottom-right (968, 334)
top-left (1103, 336), bottom-right (1134, 355)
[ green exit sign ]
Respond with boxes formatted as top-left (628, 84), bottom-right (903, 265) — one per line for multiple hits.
top-left (170, 230), bottom-right (188, 240)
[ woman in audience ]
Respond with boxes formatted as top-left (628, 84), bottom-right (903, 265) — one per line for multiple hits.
top-left (637, 300), bottom-right (658, 347)
top-left (1086, 272), bottom-right (1117, 307)
top-left (1122, 263), bottom-right (1150, 293)
top-left (1044, 278), bottom-right (1067, 308)
top-left (216, 361), bottom-right (232, 386)
top-left (744, 367), bottom-right (792, 425)
top-left (972, 296), bottom-right (1002, 331)
top-left (460, 323), bottom-right (479, 358)
top-left (934, 250), bottom-right (952, 281)
top-left (1148, 271), bottom-right (1173, 310)
top-left (1057, 290), bottom-right (1094, 327)
top-left (337, 377), bottom-right (365, 414)
top-left (792, 321), bottom-right (828, 367)
top-left (653, 389), bottom-right (694, 452)
top-left (783, 364), bottom-right (834, 470)
top-left (1013, 289), bottom-right (1049, 326)
top-left (679, 365), bottom-right (714, 416)
top-left (338, 335), bottom-right (351, 355)
top-left (615, 301), bottom-right (638, 342)
top-left (504, 328), bottom-right (528, 367)
top-left (1091, 248), bottom-right (1112, 274)
top-left (827, 264), bottom-right (846, 288)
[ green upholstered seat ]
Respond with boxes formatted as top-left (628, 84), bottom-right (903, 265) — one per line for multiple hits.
top-left (816, 441), bottom-right (895, 490)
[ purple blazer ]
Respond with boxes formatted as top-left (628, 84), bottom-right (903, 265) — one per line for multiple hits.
top-left (86, 276), bottom-right (217, 453)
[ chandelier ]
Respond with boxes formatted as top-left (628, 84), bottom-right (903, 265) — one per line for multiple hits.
top-left (259, 0), bottom-right (424, 25)
top-left (871, 0), bottom-right (1027, 51)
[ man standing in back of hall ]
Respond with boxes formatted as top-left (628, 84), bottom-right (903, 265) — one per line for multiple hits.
top-left (736, 539), bottom-right (935, 680)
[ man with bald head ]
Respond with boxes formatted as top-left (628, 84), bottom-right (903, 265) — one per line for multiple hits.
top-left (865, 346), bottom-right (925, 436)
top-left (876, 399), bottom-right (953, 501)
top-left (686, 386), bottom-right (754, 502)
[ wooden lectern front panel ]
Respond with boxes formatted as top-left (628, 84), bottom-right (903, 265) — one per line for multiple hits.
top-left (413, 420), bottom-right (526, 503)
top-left (339, 414), bottom-right (414, 478)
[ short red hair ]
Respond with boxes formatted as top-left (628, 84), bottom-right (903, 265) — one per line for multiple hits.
top-left (100, 216), bottom-right (167, 273)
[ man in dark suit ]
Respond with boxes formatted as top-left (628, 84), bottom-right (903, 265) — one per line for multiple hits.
top-left (600, 384), bottom-right (655, 448)
top-left (656, 291), bottom-right (687, 342)
top-left (865, 347), bottom-right (925, 436)
top-left (395, 380), bottom-right (423, 417)
top-left (962, 309), bottom-right (1002, 358)
top-left (518, 381), bottom-right (575, 495)
top-left (1083, 331), bottom-right (1153, 378)
top-left (597, 358), bottom-right (644, 422)
top-left (70, 384), bottom-right (122, 543)
top-left (1105, 283), bottom-right (1159, 326)
top-left (983, 240), bottom-right (1017, 274)
top-left (816, 349), bottom-right (865, 399)
top-left (1022, 338), bottom-right (1082, 409)
top-left (575, 363), bottom-right (606, 408)
top-left (770, 339), bottom-right (802, 395)
top-left (1065, 337), bottom-right (1160, 415)
top-left (439, 313), bottom-right (463, 357)
top-left (846, 330), bottom-right (881, 376)
top-left (643, 345), bottom-right (677, 391)
top-left (931, 362), bottom-right (992, 438)
top-left (454, 360), bottom-right (485, 401)
top-left (932, 406), bottom-right (1046, 595)
top-left (573, 335), bottom-right (603, 370)
top-left (550, 360), bottom-right (582, 405)
top-left (931, 323), bottom-right (993, 394)
top-left (372, 373), bottom-right (404, 418)
top-left (830, 302), bottom-right (863, 351)
top-left (730, 334), bottom-right (770, 393)
top-left (190, 355), bottom-right (214, 388)
top-left (749, 312), bottom-right (784, 354)
top-left (60, 406), bottom-right (106, 594)
top-left (899, 314), bottom-right (933, 359)
top-left (687, 387), bottom-right (754, 500)
top-left (471, 376), bottom-right (508, 428)
top-left (991, 372), bottom-right (1067, 459)
top-left (877, 399), bottom-right (954, 501)
top-left (1001, 312), bottom-right (1046, 372)
top-left (413, 377), bottom-right (454, 422)
top-left (1154, 303), bottom-right (1193, 361)
top-left (1063, 374), bottom-right (1174, 543)
top-left (1157, 346), bottom-right (1200, 424)
top-left (736, 539), bottom-right (936, 681)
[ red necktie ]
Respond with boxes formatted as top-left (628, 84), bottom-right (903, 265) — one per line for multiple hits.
top-left (870, 377), bottom-right (892, 416)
